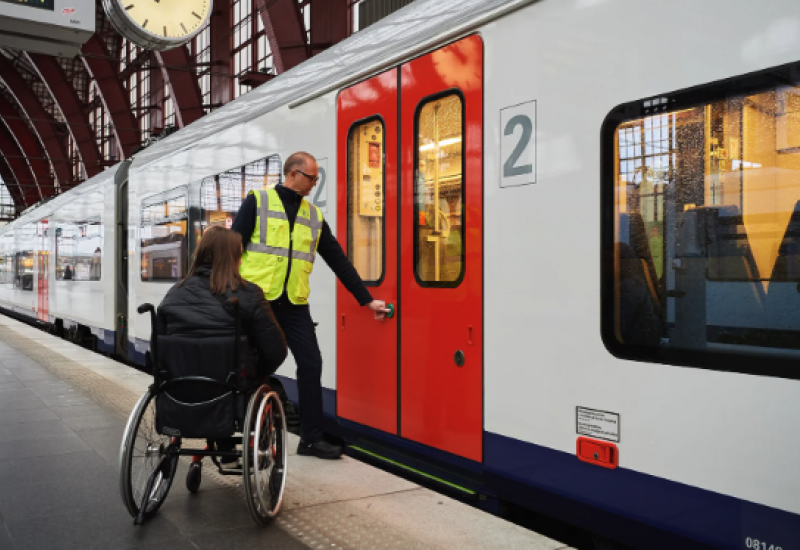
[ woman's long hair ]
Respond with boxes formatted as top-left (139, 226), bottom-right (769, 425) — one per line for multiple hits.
top-left (181, 226), bottom-right (246, 294)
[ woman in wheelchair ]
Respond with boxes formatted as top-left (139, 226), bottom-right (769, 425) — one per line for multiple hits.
top-left (156, 226), bottom-right (288, 468)
top-left (121, 226), bottom-right (290, 526)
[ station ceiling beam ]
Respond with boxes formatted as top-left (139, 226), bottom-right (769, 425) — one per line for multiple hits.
top-left (0, 55), bottom-right (68, 195)
top-left (0, 155), bottom-right (21, 212)
top-left (0, 125), bottom-right (32, 207)
top-left (255, 0), bottom-right (309, 74)
top-left (0, 93), bottom-right (54, 205)
top-left (80, 35), bottom-right (140, 159)
top-left (27, 53), bottom-right (103, 178)
top-left (154, 46), bottom-right (205, 128)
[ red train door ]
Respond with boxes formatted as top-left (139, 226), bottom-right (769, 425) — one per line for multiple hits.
top-left (336, 69), bottom-right (399, 434)
top-left (337, 35), bottom-right (483, 462)
top-left (399, 35), bottom-right (483, 461)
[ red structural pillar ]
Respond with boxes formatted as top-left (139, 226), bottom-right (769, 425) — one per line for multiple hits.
top-left (310, 0), bottom-right (349, 56)
top-left (210, 0), bottom-right (232, 107)
top-left (255, 0), bottom-right (309, 74)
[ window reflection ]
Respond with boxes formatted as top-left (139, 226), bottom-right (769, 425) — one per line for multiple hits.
top-left (14, 251), bottom-right (33, 291)
top-left (141, 192), bottom-right (188, 282)
top-left (199, 154), bottom-right (281, 236)
top-left (415, 94), bottom-right (464, 285)
top-left (347, 118), bottom-right (384, 283)
top-left (56, 222), bottom-right (102, 281)
top-left (614, 84), bottom-right (800, 354)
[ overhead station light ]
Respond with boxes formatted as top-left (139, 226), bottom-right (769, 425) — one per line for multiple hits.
top-left (0, 0), bottom-right (95, 58)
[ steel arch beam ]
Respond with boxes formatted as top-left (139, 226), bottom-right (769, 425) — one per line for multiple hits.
top-left (81, 35), bottom-right (141, 159)
top-left (255, 0), bottom-right (309, 74)
top-left (27, 53), bottom-right (103, 178)
top-left (154, 47), bottom-right (204, 128)
top-left (0, 94), bottom-right (54, 206)
top-left (0, 55), bottom-right (69, 192)
top-left (0, 127), bottom-right (31, 207)
top-left (0, 155), bottom-right (22, 213)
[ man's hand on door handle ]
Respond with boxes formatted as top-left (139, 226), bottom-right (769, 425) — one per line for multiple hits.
top-left (368, 300), bottom-right (390, 320)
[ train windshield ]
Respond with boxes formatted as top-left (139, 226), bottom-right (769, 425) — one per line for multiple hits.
top-left (612, 83), bottom-right (800, 360)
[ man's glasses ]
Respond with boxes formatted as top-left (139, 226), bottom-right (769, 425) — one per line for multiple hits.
top-left (295, 169), bottom-right (319, 183)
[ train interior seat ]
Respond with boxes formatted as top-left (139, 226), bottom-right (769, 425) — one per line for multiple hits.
top-left (770, 199), bottom-right (800, 280)
top-left (618, 212), bottom-right (661, 308)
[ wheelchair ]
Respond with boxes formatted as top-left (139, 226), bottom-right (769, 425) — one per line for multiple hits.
top-left (119, 299), bottom-right (287, 526)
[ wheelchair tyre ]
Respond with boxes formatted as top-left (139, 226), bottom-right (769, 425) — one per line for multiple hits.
top-left (186, 463), bottom-right (202, 493)
top-left (119, 389), bottom-right (179, 520)
top-left (242, 385), bottom-right (287, 525)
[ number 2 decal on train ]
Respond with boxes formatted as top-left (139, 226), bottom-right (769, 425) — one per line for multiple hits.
top-left (311, 158), bottom-right (327, 212)
top-left (500, 100), bottom-right (536, 188)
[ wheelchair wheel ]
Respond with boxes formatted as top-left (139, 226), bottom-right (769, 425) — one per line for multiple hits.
top-left (186, 462), bottom-right (202, 493)
top-left (242, 385), bottom-right (287, 525)
top-left (119, 389), bottom-right (179, 521)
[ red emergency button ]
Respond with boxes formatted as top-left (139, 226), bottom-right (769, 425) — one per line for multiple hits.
top-left (577, 437), bottom-right (618, 469)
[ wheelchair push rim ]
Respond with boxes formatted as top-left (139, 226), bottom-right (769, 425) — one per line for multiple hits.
top-left (119, 389), bottom-right (179, 520)
top-left (242, 385), bottom-right (287, 524)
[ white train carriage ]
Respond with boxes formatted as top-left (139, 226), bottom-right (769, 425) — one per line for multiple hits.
top-left (1, 0), bottom-right (800, 547)
top-left (0, 165), bottom-right (118, 350)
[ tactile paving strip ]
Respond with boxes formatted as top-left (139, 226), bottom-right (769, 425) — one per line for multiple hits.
top-left (0, 326), bottom-right (428, 550)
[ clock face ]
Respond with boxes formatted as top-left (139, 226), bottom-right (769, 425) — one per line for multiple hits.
top-left (102, 0), bottom-right (212, 51)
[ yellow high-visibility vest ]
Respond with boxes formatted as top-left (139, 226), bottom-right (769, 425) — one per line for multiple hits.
top-left (239, 189), bottom-right (323, 304)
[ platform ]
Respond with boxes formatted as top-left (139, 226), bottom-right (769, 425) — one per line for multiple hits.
top-left (0, 315), bottom-right (574, 550)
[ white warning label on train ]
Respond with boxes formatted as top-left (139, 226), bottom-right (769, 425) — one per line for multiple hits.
top-left (576, 407), bottom-right (620, 442)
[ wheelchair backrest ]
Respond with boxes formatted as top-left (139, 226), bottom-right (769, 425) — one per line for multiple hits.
top-left (157, 334), bottom-right (248, 403)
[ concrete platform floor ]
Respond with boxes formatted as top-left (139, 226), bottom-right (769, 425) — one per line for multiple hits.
top-left (0, 314), bottom-right (574, 550)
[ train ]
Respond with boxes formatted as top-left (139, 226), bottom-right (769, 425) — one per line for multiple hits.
top-left (1, 0), bottom-right (799, 548)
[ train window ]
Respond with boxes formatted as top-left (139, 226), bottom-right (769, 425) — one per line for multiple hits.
top-left (141, 189), bottom-right (188, 282)
top-left (199, 154), bottom-right (282, 233)
top-left (55, 222), bottom-right (102, 281)
top-left (13, 251), bottom-right (33, 291)
top-left (0, 254), bottom-right (12, 286)
top-left (347, 117), bottom-right (384, 284)
top-left (414, 93), bottom-right (465, 287)
top-left (603, 64), bottom-right (800, 378)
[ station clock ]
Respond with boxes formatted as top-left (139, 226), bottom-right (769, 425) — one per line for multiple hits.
top-left (101, 0), bottom-right (211, 51)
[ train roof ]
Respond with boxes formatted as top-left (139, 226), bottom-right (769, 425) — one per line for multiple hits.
top-left (132, 0), bottom-right (533, 169)
top-left (2, 164), bottom-right (119, 231)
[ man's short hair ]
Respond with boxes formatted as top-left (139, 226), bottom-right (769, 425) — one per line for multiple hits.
top-left (283, 152), bottom-right (316, 176)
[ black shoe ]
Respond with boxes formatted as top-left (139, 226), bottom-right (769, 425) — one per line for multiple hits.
top-left (297, 439), bottom-right (343, 459)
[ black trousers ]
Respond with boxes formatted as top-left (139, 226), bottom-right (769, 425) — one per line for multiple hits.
top-left (270, 298), bottom-right (324, 443)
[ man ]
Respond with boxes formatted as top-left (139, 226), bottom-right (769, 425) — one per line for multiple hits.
top-left (233, 151), bottom-right (388, 459)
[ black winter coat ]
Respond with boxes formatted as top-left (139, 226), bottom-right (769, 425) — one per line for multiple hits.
top-left (157, 265), bottom-right (287, 376)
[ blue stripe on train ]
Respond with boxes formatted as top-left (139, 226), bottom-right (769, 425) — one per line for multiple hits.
top-left (275, 378), bottom-right (800, 550)
top-left (484, 432), bottom-right (800, 550)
